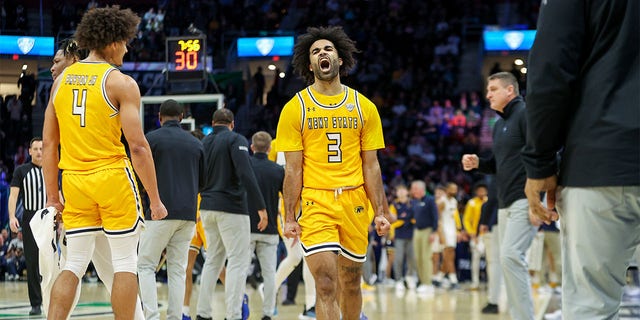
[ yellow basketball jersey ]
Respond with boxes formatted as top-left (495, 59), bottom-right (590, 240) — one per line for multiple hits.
top-left (53, 62), bottom-right (128, 172)
top-left (276, 85), bottom-right (385, 189)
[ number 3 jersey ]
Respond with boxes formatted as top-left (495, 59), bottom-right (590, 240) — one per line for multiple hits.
top-left (53, 62), bottom-right (128, 172)
top-left (276, 85), bottom-right (385, 189)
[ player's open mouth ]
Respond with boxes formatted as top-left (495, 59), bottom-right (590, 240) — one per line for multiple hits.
top-left (320, 58), bottom-right (331, 71)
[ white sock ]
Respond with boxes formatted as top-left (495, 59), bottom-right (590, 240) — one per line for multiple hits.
top-left (448, 273), bottom-right (458, 284)
top-left (183, 305), bottom-right (190, 315)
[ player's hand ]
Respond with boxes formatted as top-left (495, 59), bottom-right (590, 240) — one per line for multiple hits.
top-left (479, 224), bottom-right (489, 234)
top-left (150, 202), bottom-right (168, 220)
top-left (46, 199), bottom-right (64, 215)
top-left (461, 154), bottom-right (479, 171)
top-left (9, 216), bottom-right (20, 233)
top-left (45, 199), bottom-right (65, 225)
top-left (374, 215), bottom-right (391, 237)
top-left (284, 220), bottom-right (302, 241)
top-left (257, 209), bottom-right (268, 232)
top-left (524, 176), bottom-right (559, 225)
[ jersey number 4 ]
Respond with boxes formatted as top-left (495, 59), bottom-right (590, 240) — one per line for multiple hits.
top-left (72, 89), bottom-right (87, 127)
top-left (327, 132), bottom-right (342, 163)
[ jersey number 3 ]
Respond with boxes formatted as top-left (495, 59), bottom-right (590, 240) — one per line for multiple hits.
top-left (327, 132), bottom-right (342, 163)
top-left (72, 89), bottom-right (87, 127)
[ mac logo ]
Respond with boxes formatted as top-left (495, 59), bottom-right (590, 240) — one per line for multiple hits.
top-left (503, 31), bottom-right (524, 50)
top-left (256, 38), bottom-right (274, 56)
top-left (17, 37), bottom-right (35, 54)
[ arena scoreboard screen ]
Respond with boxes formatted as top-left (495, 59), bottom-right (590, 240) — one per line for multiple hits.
top-left (165, 36), bottom-right (206, 82)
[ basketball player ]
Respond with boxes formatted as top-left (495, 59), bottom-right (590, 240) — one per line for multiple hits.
top-left (276, 26), bottom-right (391, 320)
top-left (42, 6), bottom-right (167, 320)
top-left (45, 37), bottom-right (145, 320)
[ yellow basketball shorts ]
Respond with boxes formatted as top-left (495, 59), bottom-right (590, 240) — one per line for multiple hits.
top-left (189, 215), bottom-right (207, 251)
top-left (298, 186), bottom-right (371, 262)
top-left (62, 165), bottom-right (144, 237)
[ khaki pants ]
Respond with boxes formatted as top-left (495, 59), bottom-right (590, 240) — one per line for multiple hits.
top-left (559, 186), bottom-right (640, 320)
top-left (413, 227), bottom-right (433, 285)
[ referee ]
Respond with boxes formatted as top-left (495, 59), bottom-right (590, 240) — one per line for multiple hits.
top-left (9, 137), bottom-right (46, 316)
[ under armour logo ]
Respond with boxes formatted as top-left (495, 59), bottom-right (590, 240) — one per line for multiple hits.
top-left (305, 201), bottom-right (314, 206)
top-left (307, 107), bottom-right (316, 112)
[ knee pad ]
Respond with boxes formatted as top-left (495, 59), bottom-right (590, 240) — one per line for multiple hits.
top-left (108, 235), bottom-right (139, 274)
top-left (64, 235), bottom-right (96, 279)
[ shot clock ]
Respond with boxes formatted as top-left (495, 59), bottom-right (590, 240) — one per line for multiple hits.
top-left (165, 36), bottom-right (206, 82)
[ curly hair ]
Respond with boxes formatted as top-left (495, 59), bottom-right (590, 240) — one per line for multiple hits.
top-left (74, 6), bottom-right (140, 51)
top-left (292, 26), bottom-right (360, 84)
top-left (58, 38), bottom-right (89, 60)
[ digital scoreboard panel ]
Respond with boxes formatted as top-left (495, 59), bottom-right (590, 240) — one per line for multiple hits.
top-left (165, 36), bottom-right (206, 81)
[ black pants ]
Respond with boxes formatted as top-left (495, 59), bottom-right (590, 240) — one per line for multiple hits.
top-left (22, 210), bottom-right (42, 307)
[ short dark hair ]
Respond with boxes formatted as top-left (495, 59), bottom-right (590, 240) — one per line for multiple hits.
top-left (29, 137), bottom-right (42, 147)
top-left (292, 26), bottom-right (360, 84)
top-left (212, 108), bottom-right (234, 125)
top-left (473, 182), bottom-right (488, 192)
top-left (159, 99), bottom-right (183, 117)
top-left (488, 72), bottom-right (519, 94)
top-left (75, 6), bottom-right (140, 51)
top-left (190, 129), bottom-right (205, 140)
top-left (251, 131), bottom-right (272, 153)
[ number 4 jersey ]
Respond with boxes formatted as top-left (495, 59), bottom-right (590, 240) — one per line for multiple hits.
top-left (53, 62), bottom-right (128, 172)
top-left (276, 85), bottom-right (385, 189)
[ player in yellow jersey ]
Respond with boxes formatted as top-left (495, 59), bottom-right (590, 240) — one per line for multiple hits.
top-left (42, 6), bottom-right (167, 320)
top-left (276, 26), bottom-right (390, 320)
top-left (462, 183), bottom-right (488, 290)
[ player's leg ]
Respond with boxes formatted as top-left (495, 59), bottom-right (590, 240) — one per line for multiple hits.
top-left (108, 234), bottom-right (141, 320)
top-left (93, 234), bottom-right (146, 320)
top-left (48, 234), bottom-right (96, 320)
top-left (50, 172), bottom-right (100, 319)
top-left (98, 166), bottom-right (145, 320)
top-left (337, 255), bottom-right (364, 320)
top-left (302, 259), bottom-right (317, 312)
top-left (306, 251), bottom-right (340, 320)
top-left (184, 228), bottom-right (203, 318)
top-left (274, 235), bottom-right (303, 289)
top-left (336, 187), bottom-right (371, 319)
top-left (298, 188), bottom-right (343, 320)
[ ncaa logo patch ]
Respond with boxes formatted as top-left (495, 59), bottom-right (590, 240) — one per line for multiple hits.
top-left (346, 103), bottom-right (355, 112)
top-left (17, 37), bottom-right (35, 54)
top-left (354, 206), bottom-right (364, 215)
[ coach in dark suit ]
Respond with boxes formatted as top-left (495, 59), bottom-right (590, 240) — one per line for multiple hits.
top-left (248, 131), bottom-right (284, 319)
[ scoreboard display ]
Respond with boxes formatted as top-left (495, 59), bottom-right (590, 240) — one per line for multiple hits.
top-left (165, 36), bottom-right (206, 82)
